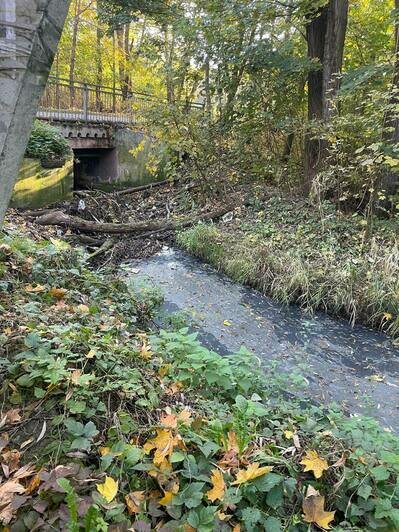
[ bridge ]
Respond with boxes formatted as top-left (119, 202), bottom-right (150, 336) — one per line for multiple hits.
top-left (36, 77), bottom-right (203, 190)
top-left (37, 76), bottom-right (203, 126)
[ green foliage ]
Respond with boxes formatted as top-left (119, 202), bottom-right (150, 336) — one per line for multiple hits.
top-left (26, 120), bottom-right (71, 161)
top-left (1, 227), bottom-right (399, 531)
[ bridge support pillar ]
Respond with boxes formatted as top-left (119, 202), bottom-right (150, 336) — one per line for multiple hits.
top-left (0, 0), bottom-right (70, 227)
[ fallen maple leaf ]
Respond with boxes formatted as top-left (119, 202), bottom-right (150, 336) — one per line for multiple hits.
top-left (232, 463), bottom-right (273, 485)
top-left (303, 486), bottom-right (335, 530)
top-left (25, 284), bottom-right (45, 293)
top-left (300, 450), bottom-right (329, 479)
top-left (1, 449), bottom-right (20, 474)
top-left (143, 429), bottom-right (181, 467)
top-left (49, 287), bottom-right (67, 300)
top-left (99, 446), bottom-right (111, 456)
top-left (86, 349), bottom-right (96, 359)
top-left (166, 382), bottom-right (184, 395)
top-left (159, 364), bottom-right (172, 377)
top-left (125, 490), bottom-right (145, 514)
top-left (160, 408), bottom-right (191, 429)
top-left (137, 333), bottom-right (152, 360)
top-left (96, 476), bottom-right (118, 503)
top-left (207, 469), bottom-right (225, 502)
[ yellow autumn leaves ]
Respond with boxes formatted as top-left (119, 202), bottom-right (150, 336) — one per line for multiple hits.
top-left (96, 476), bottom-right (118, 503)
top-left (206, 463), bottom-right (273, 503)
top-left (300, 450), bottom-right (335, 530)
top-left (143, 428), bottom-right (184, 469)
top-left (303, 486), bottom-right (335, 530)
top-left (232, 463), bottom-right (273, 485)
top-left (95, 424), bottom-right (335, 531)
top-left (206, 470), bottom-right (225, 502)
top-left (300, 450), bottom-right (329, 479)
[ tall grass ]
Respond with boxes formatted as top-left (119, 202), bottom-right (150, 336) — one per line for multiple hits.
top-left (178, 224), bottom-right (399, 337)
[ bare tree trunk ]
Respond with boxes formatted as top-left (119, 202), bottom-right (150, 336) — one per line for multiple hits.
top-left (95, 0), bottom-right (103, 110)
top-left (0, 0), bottom-right (70, 227)
top-left (381, 0), bottom-right (399, 198)
top-left (221, 24), bottom-right (257, 125)
top-left (323, 0), bottom-right (349, 120)
top-left (123, 23), bottom-right (131, 95)
top-left (116, 25), bottom-right (130, 100)
top-left (204, 54), bottom-right (211, 114)
top-left (69, 0), bottom-right (81, 105)
top-left (305, 6), bottom-right (328, 187)
top-left (112, 30), bottom-right (116, 111)
top-left (164, 25), bottom-right (175, 104)
top-left (305, 0), bottom-right (349, 189)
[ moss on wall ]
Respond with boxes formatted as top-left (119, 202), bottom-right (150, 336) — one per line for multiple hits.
top-left (11, 158), bottom-right (73, 209)
top-left (114, 129), bottom-right (168, 187)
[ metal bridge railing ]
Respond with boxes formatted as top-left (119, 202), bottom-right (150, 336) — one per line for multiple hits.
top-left (37, 76), bottom-right (204, 125)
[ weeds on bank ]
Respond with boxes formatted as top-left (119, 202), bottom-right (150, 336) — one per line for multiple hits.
top-left (178, 197), bottom-right (399, 338)
top-left (0, 227), bottom-right (399, 531)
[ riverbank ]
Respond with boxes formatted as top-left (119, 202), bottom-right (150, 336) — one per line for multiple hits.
top-left (178, 193), bottom-right (399, 340)
top-left (15, 180), bottom-right (399, 339)
top-left (1, 219), bottom-right (399, 530)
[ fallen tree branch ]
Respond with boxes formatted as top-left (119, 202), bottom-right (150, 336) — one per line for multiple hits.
top-left (86, 238), bottom-right (116, 260)
top-left (34, 205), bottom-right (233, 235)
top-left (115, 178), bottom-right (178, 196)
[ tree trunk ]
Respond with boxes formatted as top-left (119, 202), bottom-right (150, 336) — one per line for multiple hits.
top-left (380, 0), bottom-right (399, 198)
top-left (0, 0), bottom-right (70, 227)
top-left (282, 133), bottom-right (295, 164)
top-left (123, 23), bottom-right (131, 95)
top-left (164, 26), bottom-right (175, 104)
top-left (116, 27), bottom-right (125, 98)
top-left (95, 0), bottom-right (103, 110)
top-left (305, 6), bottom-right (328, 187)
top-left (305, 0), bottom-right (349, 189)
top-left (323, 0), bottom-right (349, 120)
top-left (34, 205), bottom-right (233, 234)
top-left (69, 0), bottom-right (81, 105)
top-left (204, 55), bottom-right (211, 114)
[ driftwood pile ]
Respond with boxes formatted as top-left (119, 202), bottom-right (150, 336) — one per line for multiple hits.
top-left (23, 179), bottom-right (233, 263)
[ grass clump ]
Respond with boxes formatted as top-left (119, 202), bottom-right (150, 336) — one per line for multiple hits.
top-left (1, 224), bottom-right (399, 530)
top-left (178, 196), bottom-right (399, 338)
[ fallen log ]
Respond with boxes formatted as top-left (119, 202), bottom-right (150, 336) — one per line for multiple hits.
top-left (34, 205), bottom-right (232, 235)
top-left (115, 178), bottom-right (178, 196)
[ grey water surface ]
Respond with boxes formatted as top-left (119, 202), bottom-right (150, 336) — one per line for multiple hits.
top-left (127, 248), bottom-right (399, 431)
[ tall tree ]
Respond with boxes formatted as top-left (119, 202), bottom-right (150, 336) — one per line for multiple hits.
top-left (305, 0), bottom-right (349, 187)
top-left (381, 0), bottom-right (399, 199)
top-left (0, 0), bottom-right (70, 227)
top-left (69, 0), bottom-right (82, 104)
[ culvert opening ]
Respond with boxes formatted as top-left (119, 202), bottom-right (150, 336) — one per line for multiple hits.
top-left (73, 148), bottom-right (117, 189)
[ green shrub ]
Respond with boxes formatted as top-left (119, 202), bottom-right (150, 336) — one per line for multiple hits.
top-left (26, 120), bottom-right (71, 161)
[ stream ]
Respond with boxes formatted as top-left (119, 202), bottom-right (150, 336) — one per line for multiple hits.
top-left (126, 248), bottom-right (399, 432)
